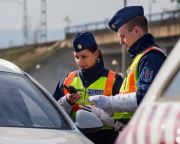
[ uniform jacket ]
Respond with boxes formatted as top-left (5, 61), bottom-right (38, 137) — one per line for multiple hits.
top-left (128, 33), bottom-right (166, 105)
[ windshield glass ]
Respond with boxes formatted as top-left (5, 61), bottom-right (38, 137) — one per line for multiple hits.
top-left (163, 68), bottom-right (180, 98)
top-left (0, 72), bottom-right (71, 130)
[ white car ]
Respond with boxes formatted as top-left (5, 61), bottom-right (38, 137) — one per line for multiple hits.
top-left (116, 39), bottom-right (180, 144)
top-left (0, 59), bottom-right (102, 144)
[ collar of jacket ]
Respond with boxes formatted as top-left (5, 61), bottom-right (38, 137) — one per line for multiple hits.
top-left (78, 60), bottom-right (105, 84)
top-left (128, 33), bottom-right (158, 58)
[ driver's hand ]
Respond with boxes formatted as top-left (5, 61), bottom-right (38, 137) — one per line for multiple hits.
top-left (66, 93), bottom-right (80, 105)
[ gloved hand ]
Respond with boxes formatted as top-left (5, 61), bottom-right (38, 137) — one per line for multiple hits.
top-left (88, 95), bottom-right (111, 110)
top-left (114, 121), bottom-right (125, 131)
top-left (88, 105), bottom-right (114, 127)
top-left (89, 93), bottom-right (137, 112)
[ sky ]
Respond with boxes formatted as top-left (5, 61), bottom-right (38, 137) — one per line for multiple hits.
top-left (0, 0), bottom-right (178, 48)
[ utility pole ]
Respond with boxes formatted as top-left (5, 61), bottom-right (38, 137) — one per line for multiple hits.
top-left (0, 0), bottom-right (29, 45)
top-left (122, 0), bottom-right (127, 75)
top-left (149, 0), bottom-right (156, 21)
top-left (23, 0), bottom-right (28, 45)
top-left (124, 0), bottom-right (127, 7)
top-left (41, 0), bottom-right (47, 42)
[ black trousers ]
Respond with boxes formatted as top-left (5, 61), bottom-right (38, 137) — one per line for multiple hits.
top-left (84, 129), bottom-right (118, 144)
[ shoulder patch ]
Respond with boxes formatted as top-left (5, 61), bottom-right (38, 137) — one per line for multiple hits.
top-left (141, 67), bottom-right (153, 82)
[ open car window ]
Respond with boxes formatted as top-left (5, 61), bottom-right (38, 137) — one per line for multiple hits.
top-left (159, 66), bottom-right (180, 101)
top-left (0, 72), bottom-right (71, 130)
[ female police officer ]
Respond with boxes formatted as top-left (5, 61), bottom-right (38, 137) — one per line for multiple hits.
top-left (53, 32), bottom-right (123, 144)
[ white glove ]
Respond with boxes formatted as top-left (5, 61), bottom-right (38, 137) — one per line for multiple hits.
top-left (114, 121), bottom-right (125, 131)
top-left (89, 93), bottom-right (138, 112)
top-left (108, 92), bottom-right (137, 112)
top-left (88, 95), bottom-right (111, 110)
top-left (88, 105), bottom-right (114, 127)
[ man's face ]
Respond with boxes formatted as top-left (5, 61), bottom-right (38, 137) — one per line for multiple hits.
top-left (117, 24), bottom-right (138, 49)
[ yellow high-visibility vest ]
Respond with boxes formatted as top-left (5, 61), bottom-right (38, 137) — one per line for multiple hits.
top-left (63, 70), bottom-right (116, 118)
top-left (114, 47), bottom-right (165, 121)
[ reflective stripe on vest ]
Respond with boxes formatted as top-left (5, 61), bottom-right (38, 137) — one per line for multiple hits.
top-left (63, 71), bottom-right (76, 94)
top-left (105, 70), bottom-right (116, 95)
top-left (120, 47), bottom-right (164, 93)
top-left (114, 47), bottom-right (165, 121)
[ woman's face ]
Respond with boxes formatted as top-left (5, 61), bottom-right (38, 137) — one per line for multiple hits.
top-left (74, 49), bottom-right (99, 69)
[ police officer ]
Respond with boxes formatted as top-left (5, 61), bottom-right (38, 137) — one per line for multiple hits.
top-left (53, 32), bottom-right (123, 144)
top-left (88, 6), bottom-right (166, 126)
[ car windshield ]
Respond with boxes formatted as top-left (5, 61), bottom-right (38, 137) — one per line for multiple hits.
top-left (163, 68), bottom-right (180, 98)
top-left (0, 72), bottom-right (71, 130)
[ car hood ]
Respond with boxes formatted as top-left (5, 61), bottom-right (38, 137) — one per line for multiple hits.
top-left (0, 127), bottom-right (93, 144)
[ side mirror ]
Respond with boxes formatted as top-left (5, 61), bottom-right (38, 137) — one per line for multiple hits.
top-left (75, 110), bottom-right (103, 134)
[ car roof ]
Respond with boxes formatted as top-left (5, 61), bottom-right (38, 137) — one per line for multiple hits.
top-left (0, 59), bottom-right (23, 74)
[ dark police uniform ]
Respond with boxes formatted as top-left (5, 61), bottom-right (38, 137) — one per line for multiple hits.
top-left (128, 33), bottom-right (166, 105)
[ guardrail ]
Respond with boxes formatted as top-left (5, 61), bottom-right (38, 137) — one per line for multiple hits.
top-left (65, 9), bottom-right (180, 35)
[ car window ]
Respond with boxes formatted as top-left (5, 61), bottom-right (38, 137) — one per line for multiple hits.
top-left (0, 72), bottom-right (71, 130)
top-left (161, 68), bottom-right (180, 99)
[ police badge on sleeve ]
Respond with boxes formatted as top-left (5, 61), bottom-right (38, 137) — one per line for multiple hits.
top-left (141, 67), bottom-right (153, 82)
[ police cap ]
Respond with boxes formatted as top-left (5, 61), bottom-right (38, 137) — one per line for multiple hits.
top-left (108, 6), bottom-right (144, 32)
top-left (73, 32), bottom-right (98, 52)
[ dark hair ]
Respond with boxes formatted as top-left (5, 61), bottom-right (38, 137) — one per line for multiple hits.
top-left (87, 44), bottom-right (98, 53)
top-left (97, 50), bottom-right (104, 65)
top-left (126, 16), bottom-right (148, 33)
top-left (88, 48), bottom-right (104, 67)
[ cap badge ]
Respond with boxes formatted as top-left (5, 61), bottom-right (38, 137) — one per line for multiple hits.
top-left (111, 24), bottom-right (116, 30)
top-left (77, 44), bottom-right (82, 49)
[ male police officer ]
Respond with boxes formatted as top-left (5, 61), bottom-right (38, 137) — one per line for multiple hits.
top-left (88, 6), bottom-right (166, 126)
